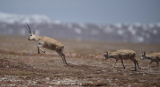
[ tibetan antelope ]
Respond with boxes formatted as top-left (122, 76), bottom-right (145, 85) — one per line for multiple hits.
top-left (104, 49), bottom-right (141, 71)
top-left (24, 23), bottom-right (68, 65)
top-left (141, 52), bottom-right (160, 69)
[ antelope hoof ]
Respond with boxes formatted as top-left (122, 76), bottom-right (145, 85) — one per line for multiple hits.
top-left (65, 62), bottom-right (69, 65)
top-left (64, 63), bottom-right (69, 66)
top-left (43, 51), bottom-right (45, 53)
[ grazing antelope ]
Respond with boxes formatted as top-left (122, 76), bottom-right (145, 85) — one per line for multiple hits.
top-left (24, 23), bottom-right (68, 65)
top-left (141, 52), bottom-right (160, 69)
top-left (104, 49), bottom-right (141, 71)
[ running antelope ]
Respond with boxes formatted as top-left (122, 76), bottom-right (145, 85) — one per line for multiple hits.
top-left (104, 49), bottom-right (141, 71)
top-left (141, 52), bottom-right (160, 69)
top-left (24, 23), bottom-right (68, 65)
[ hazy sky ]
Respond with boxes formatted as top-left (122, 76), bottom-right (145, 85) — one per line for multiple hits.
top-left (0, 0), bottom-right (160, 24)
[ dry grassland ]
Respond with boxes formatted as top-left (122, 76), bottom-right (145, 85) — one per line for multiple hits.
top-left (0, 35), bottom-right (160, 87)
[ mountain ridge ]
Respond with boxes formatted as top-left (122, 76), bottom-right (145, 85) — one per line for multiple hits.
top-left (0, 12), bottom-right (160, 43)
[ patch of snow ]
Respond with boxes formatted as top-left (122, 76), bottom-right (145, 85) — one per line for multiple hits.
top-left (104, 26), bottom-right (114, 33)
top-left (114, 23), bottom-right (122, 28)
top-left (117, 30), bottom-right (124, 35)
top-left (79, 23), bottom-right (87, 29)
top-left (142, 24), bottom-right (149, 31)
top-left (28, 15), bottom-right (52, 24)
top-left (21, 17), bottom-right (28, 24)
top-left (128, 25), bottom-right (136, 35)
top-left (0, 12), bottom-right (53, 24)
top-left (153, 30), bottom-right (157, 35)
top-left (53, 20), bottom-right (61, 25)
top-left (137, 36), bottom-right (144, 42)
top-left (148, 24), bottom-right (154, 28)
top-left (134, 23), bottom-right (141, 27)
top-left (0, 12), bottom-right (18, 24)
top-left (74, 28), bottom-right (82, 34)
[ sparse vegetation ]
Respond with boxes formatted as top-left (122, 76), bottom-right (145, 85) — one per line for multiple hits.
top-left (0, 36), bottom-right (160, 86)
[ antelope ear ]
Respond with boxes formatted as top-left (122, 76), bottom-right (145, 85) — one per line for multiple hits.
top-left (33, 31), bottom-right (35, 34)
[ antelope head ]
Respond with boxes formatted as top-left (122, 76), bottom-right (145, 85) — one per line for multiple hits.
top-left (141, 52), bottom-right (146, 60)
top-left (24, 23), bottom-right (36, 41)
top-left (103, 51), bottom-right (109, 60)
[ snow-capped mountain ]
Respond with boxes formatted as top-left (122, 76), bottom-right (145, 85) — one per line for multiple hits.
top-left (0, 12), bottom-right (56, 24)
top-left (0, 12), bottom-right (160, 43)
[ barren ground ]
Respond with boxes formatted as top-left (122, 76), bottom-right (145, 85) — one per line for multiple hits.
top-left (0, 35), bottom-right (160, 87)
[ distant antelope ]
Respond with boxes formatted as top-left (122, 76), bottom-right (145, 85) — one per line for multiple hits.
top-left (141, 52), bottom-right (160, 69)
top-left (104, 49), bottom-right (141, 71)
top-left (24, 23), bottom-right (68, 65)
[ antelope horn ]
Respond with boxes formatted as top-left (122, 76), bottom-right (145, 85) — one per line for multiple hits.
top-left (24, 23), bottom-right (31, 33)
